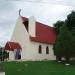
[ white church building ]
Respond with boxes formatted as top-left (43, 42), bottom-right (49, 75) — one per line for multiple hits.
top-left (4, 10), bottom-right (56, 61)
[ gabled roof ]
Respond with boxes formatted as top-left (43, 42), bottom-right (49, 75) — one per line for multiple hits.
top-left (21, 16), bottom-right (56, 44)
top-left (30, 22), bottom-right (56, 44)
top-left (4, 42), bottom-right (21, 51)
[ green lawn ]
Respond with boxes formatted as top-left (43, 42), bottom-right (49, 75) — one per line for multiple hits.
top-left (4, 61), bottom-right (75, 75)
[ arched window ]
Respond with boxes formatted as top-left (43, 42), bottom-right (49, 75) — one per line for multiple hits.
top-left (46, 46), bottom-right (49, 54)
top-left (38, 45), bottom-right (42, 54)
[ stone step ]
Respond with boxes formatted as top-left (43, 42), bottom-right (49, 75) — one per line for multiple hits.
top-left (0, 72), bottom-right (5, 75)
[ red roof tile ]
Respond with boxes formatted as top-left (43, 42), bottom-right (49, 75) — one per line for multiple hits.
top-left (21, 16), bottom-right (56, 44)
top-left (4, 42), bottom-right (22, 51)
top-left (30, 22), bottom-right (56, 44)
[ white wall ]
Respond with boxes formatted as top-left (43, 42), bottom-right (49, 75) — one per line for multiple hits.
top-left (9, 51), bottom-right (15, 60)
top-left (11, 16), bottom-right (31, 60)
top-left (23, 41), bottom-right (56, 61)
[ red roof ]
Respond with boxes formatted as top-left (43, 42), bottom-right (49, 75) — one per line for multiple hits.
top-left (21, 16), bottom-right (56, 44)
top-left (30, 22), bottom-right (56, 44)
top-left (4, 42), bottom-right (22, 51)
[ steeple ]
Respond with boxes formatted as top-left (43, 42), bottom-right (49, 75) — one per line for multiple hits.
top-left (19, 9), bottom-right (21, 16)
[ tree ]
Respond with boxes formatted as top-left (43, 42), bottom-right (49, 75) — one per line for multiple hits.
top-left (66, 11), bottom-right (75, 36)
top-left (0, 48), bottom-right (9, 61)
top-left (53, 21), bottom-right (64, 34)
top-left (53, 24), bottom-right (75, 64)
top-left (54, 11), bottom-right (75, 36)
top-left (66, 11), bottom-right (75, 30)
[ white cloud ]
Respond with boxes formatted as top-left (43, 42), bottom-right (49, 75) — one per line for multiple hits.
top-left (13, 1), bottom-right (74, 25)
top-left (0, 0), bottom-right (75, 45)
top-left (0, 32), bottom-right (6, 38)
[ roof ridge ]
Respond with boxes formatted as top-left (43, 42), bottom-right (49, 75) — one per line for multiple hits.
top-left (21, 16), bottom-right (53, 28)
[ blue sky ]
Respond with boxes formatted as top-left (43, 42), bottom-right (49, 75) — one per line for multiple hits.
top-left (0, 0), bottom-right (75, 46)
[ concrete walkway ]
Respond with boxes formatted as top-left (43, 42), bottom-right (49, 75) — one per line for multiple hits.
top-left (0, 72), bottom-right (5, 75)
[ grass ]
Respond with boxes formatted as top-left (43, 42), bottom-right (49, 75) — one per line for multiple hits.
top-left (3, 60), bottom-right (75, 75)
top-left (0, 62), bottom-right (4, 72)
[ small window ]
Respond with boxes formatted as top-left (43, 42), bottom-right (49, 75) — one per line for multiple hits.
top-left (38, 45), bottom-right (42, 54)
top-left (46, 46), bottom-right (49, 54)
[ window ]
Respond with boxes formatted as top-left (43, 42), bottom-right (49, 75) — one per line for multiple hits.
top-left (46, 46), bottom-right (49, 54)
top-left (38, 45), bottom-right (42, 54)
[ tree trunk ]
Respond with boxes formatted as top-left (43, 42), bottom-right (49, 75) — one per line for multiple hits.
top-left (65, 56), bottom-right (70, 64)
top-left (56, 56), bottom-right (62, 61)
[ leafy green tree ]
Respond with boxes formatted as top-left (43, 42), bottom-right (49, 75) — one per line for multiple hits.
top-left (65, 11), bottom-right (75, 36)
top-left (66, 11), bottom-right (75, 30)
top-left (54, 11), bottom-right (75, 36)
top-left (53, 21), bottom-right (64, 34)
top-left (0, 48), bottom-right (9, 61)
top-left (53, 24), bottom-right (75, 63)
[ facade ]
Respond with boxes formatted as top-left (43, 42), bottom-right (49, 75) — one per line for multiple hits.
top-left (5, 12), bottom-right (56, 61)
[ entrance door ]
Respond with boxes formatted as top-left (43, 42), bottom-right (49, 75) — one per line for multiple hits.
top-left (15, 49), bottom-right (21, 60)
